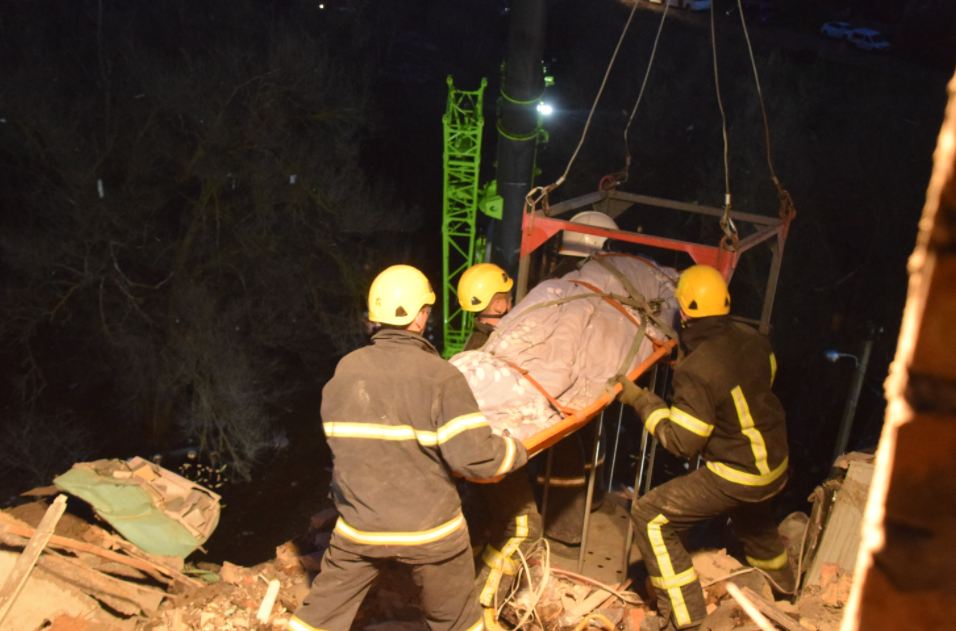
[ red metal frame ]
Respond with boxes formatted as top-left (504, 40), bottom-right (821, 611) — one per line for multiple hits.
top-left (521, 208), bottom-right (789, 282)
top-left (517, 189), bottom-right (793, 333)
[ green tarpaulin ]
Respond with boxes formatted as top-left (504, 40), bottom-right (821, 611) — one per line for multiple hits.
top-left (54, 461), bottom-right (217, 558)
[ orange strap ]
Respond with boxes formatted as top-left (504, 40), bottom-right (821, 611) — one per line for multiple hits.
top-left (568, 280), bottom-right (646, 330)
top-left (503, 361), bottom-right (577, 418)
top-left (501, 279), bottom-right (661, 419)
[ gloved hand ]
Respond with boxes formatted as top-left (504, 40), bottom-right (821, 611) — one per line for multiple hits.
top-left (617, 378), bottom-right (648, 408)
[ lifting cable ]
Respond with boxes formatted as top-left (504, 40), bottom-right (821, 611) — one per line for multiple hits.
top-left (710, 1), bottom-right (738, 251)
top-left (616, 2), bottom-right (671, 188)
top-left (734, 0), bottom-right (798, 224)
top-left (526, 0), bottom-right (641, 210)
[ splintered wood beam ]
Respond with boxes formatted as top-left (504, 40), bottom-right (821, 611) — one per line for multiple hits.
top-left (737, 586), bottom-right (803, 631)
top-left (2, 522), bottom-right (170, 585)
top-left (0, 494), bottom-right (68, 626)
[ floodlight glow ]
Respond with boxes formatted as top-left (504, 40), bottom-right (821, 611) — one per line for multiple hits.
top-left (537, 103), bottom-right (553, 116)
top-left (825, 350), bottom-right (859, 366)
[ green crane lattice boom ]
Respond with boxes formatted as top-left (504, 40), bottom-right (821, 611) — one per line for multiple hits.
top-left (441, 77), bottom-right (487, 358)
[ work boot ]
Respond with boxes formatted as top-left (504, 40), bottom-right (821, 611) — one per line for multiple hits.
top-left (644, 615), bottom-right (699, 631)
top-left (640, 613), bottom-right (662, 631)
top-left (763, 564), bottom-right (797, 599)
top-left (475, 555), bottom-right (516, 608)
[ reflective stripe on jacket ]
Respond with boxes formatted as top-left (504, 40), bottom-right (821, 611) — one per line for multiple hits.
top-left (632, 316), bottom-right (788, 491)
top-left (321, 329), bottom-right (527, 562)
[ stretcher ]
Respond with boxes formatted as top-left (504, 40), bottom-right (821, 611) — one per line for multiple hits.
top-left (520, 336), bottom-right (676, 458)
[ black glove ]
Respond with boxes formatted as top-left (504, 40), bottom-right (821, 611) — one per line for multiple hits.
top-left (617, 378), bottom-right (648, 408)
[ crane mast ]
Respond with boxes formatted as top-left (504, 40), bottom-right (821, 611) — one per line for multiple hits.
top-left (440, 77), bottom-right (488, 358)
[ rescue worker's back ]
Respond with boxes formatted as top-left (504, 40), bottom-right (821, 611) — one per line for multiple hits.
top-left (323, 329), bottom-right (526, 561)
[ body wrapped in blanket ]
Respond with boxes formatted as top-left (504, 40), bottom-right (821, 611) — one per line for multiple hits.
top-left (450, 254), bottom-right (679, 441)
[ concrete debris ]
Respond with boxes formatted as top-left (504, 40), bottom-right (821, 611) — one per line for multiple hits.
top-left (626, 606), bottom-right (646, 631)
top-left (692, 549), bottom-right (773, 604)
top-left (218, 561), bottom-right (250, 586)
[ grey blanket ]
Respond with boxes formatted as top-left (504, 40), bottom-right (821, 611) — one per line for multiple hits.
top-left (450, 256), bottom-right (678, 440)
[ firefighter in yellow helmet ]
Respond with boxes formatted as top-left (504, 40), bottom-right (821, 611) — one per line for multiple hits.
top-left (289, 265), bottom-right (528, 631)
top-left (617, 265), bottom-right (793, 631)
top-left (458, 263), bottom-right (514, 351)
top-left (456, 263), bottom-right (544, 608)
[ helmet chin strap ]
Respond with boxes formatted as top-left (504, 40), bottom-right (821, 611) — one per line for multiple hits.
top-left (477, 293), bottom-right (511, 325)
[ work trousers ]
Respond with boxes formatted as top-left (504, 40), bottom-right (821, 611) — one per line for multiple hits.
top-left (631, 467), bottom-right (792, 630)
top-left (470, 466), bottom-right (543, 606)
top-left (290, 543), bottom-right (481, 631)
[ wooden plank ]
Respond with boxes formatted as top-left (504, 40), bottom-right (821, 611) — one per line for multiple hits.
top-left (738, 586), bottom-right (803, 631)
top-left (805, 461), bottom-right (874, 586)
top-left (257, 579), bottom-right (281, 623)
top-left (566, 584), bottom-right (617, 619)
top-left (35, 552), bottom-right (165, 616)
top-left (0, 494), bottom-right (68, 626)
top-left (0, 502), bottom-right (202, 589)
top-left (2, 523), bottom-right (170, 585)
top-left (93, 530), bottom-right (203, 587)
top-left (0, 527), bottom-right (166, 617)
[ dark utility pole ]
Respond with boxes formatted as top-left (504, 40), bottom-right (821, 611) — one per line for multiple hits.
top-left (490, 0), bottom-right (546, 282)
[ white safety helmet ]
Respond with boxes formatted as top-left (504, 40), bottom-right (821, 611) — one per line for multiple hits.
top-left (559, 211), bottom-right (619, 258)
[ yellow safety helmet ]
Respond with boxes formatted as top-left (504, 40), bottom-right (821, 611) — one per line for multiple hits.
top-left (368, 265), bottom-right (436, 325)
top-left (675, 265), bottom-right (730, 318)
top-left (458, 263), bottom-right (513, 313)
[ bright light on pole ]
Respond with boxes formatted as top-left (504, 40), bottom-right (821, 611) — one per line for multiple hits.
top-left (537, 102), bottom-right (553, 116)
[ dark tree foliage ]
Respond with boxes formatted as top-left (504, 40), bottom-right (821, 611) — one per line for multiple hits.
top-left (0, 0), bottom-right (418, 482)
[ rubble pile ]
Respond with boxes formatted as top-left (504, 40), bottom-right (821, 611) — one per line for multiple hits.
top-left (691, 549), bottom-right (846, 631)
top-left (496, 564), bottom-right (644, 631)
top-left (143, 559), bottom-right (304, 631)
top-left (0, 493), bottom-right (425, 631)
top-left (0, 453), bottom-right (874, 631)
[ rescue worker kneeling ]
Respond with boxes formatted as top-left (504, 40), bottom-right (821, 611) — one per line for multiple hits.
top-left (289, 265), bottom-right (528, 631)
top-left (458, 264), bottom-right (543, 607)
top-left (618, 265), bottom-right (795, 631)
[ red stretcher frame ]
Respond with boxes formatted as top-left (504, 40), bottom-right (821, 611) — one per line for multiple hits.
top-left (521, 338), bottom-right (676, 457)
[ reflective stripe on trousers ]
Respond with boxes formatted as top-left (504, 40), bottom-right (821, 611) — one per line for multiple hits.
top-left (479, 515), bottom-right (529, 607)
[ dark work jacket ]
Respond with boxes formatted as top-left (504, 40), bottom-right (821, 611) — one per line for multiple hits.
top-left (632, 316), bottom-right (788, 496)
top-left (463, 319), bottom-right (496, 352)
top-left (321, 329), bottom-right (528, 562)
